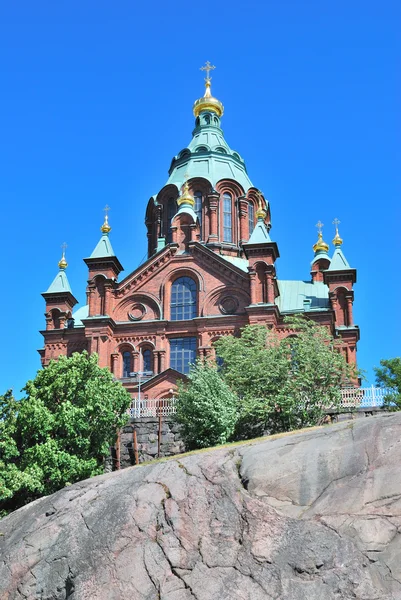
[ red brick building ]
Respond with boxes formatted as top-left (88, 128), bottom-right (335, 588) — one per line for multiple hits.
top-left (40, 68), bottom-right (359, 400)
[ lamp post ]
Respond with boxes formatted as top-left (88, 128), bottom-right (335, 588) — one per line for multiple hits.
top-left (130, 371), bottom-right (153, 407)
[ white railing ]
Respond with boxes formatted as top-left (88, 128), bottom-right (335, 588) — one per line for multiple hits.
top-left (127, 388), bottom-right (391, 419)
top-left (129, 397), bottom-right (177, 419)
top-left (340, 386), bottom-right (392, 409)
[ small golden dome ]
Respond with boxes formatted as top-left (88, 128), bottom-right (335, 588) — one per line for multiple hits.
top-left (313, 232), bottom-right (329, 254)
top-left (101, 214), bottom-right (111, 234)
top-left (332, 218), bottom-right (343, 246)
top-left (255, 197), bottom-right (267, 220)
top-left (58, 253), bottom-right (68, 270)
top-left (193, 80), bottom-right (224, 118)
top-left (177, 180), bottom-right (195, 207)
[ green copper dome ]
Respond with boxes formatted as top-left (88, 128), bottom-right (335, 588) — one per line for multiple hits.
top-left (166, 111), bottom-right (253, 192)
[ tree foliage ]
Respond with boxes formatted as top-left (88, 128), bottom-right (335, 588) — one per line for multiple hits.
top-left (175, 361), bottom-right (238, 450)
top-left (0, 352), bottom-right (131, 516)
top-left (215, 317), bottom-right (354, 436)
top-left (375, 358), bottom-right (401, 409)
top-left (176, 317), bottom-right (354, 449)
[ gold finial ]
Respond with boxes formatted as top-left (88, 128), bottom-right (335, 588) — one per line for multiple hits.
top-left (177, 173), bottom-right (195, 207)
top-left (255, 191), bottom-right (267, 220)
top-left (101, 204), bottom-right (111, 233)
top-left (58, 242), bottom-right (68, 269)
top-left (193, 61), bottom-right (224, 118)
top-left (332, 218), bottom-right (343, 246)
top-left (313, 221), bottom-right (329, 253)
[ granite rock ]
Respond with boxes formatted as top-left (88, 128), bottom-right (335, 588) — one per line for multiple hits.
top-left (1, 413), bottom-right (401, 599)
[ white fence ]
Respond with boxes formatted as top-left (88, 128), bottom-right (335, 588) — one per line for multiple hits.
top-left (128, 388), bottom-right (392, 419)
top-left (340, 386), bottom-right (392, 409)
top-left (129, 397), bottom-right (178, 419)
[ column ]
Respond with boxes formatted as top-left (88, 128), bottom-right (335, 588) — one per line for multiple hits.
top-left (249, 271), bottom-right (257, 305)
top-left (238, 196), bottom-right (248, 243)
top-left (111, 353), bottom-right (119, 376)
top-left (207, 191), bottom-right (219, 241)
top-left (346, 296), bottom-right (354, 326)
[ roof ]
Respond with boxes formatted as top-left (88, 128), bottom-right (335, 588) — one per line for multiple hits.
top-left (166, 119), bottom-right (253, 192)
top-left (247, 220), bottom-right (271, 244)
top-left (90, 233), bottom-right (116, 259)
top-left (328, 247), bottom-right (351, 270)
top-left (276, 280), bottom-right (330, 313)
top-left (44, 269), bottom-right (72, 294)
top-left (72, 304), bottom-right (89, 326)
top-left (220, 255), bottom-right (249, 272)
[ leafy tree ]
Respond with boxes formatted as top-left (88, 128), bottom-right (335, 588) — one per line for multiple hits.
top-left (215, 317), bottom-right (354, 437)
top-left (0, 352), bottom-right (131, 516)
top-left (175, 361), bottom-right (238, 450)
top-left (375, 358), bottom-right (401, 408)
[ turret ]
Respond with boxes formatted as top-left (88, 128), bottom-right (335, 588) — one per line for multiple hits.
top-left (84, 208), bottom-right (123, 316)
top-left (311, 221), bottom-right (331, 282)
top-left (42, 245), bottom-right (78, 330)
top-left (323, 219), bottom-right (357, 329)
top-left (243, 196), bottom-right (279, 305)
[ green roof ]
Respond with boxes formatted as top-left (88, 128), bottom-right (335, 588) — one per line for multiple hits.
top-left (328, 247), bottom-right (351, 270)
top-left (275, 280), bottom-right (330, 313)
top-left (90, 233), bottom-right (116, 259)
top-left (247, 220), bottom-right (272, 244)
top-left (72, 304), bottom-right (89, 326)
top-left (45, 269), bottom-right (72, 294)
top-left (166, 112), bottom-right (253, 193)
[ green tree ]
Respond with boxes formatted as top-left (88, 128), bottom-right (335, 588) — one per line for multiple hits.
top-left (375, 358), bottom-right (401, 408)
top-left (175, 361), bottom-right (238, 450)
top-left (215, 317), bottom-right (354, 437)
top-left (0, 352), bottom-right (131, 516)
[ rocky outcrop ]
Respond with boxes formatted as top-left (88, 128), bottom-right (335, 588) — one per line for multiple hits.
top-left (1, 413), bottom-right (401, 599)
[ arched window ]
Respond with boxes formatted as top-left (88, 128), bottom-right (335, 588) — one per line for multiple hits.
top-left (223, 192), bottom-right (233, 242)
top-left (170, 276), bottom-right (197, 321)
top-left (248, 202), bottom-right (255, 235)
top-left (122, 351), bottom-right (132, 378)
top-left (142, 349), bottom-right (152, 372)
top-left (194, 191), bottom-right (202, 236)
top-left (166, 198), bottom-right (176, 243)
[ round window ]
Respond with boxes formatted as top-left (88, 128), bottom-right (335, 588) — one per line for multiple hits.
top-left (219, 296), bottom-right (239, 315)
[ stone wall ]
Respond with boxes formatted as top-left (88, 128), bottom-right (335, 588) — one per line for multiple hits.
top-left (118, 416), bottom-right (185, 468)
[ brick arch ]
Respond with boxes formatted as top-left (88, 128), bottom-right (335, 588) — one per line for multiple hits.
top-left (161, 269), bottom-right (203, 321)
top-left (201, 285), bottom-right (250, 317)
top-left (113, 293), bottom-right (162, 322)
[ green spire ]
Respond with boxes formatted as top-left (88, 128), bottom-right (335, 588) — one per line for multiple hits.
top-left (45, 244), bottom-right (73, 294)
top-left (90, 206), bottom-right (116, 258)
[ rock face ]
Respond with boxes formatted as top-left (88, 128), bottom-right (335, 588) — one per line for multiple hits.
top-left (1, 413), bottom-right (401, 600)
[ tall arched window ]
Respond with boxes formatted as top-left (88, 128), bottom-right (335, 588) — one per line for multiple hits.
top-left (166, 198), bottom-right (176, 243)
top-left (248, 202), bottom-right (255, 235)
top-left (122, 351), bottom-right (132, 377)
top-left (223, 192), bottom-right (232, 242)
top-left (170, 276), bottom-right (197, 320)
top-left (142, 349), bottom-right (152, 372)
top-left (194, 191), bottom-right (202, 236)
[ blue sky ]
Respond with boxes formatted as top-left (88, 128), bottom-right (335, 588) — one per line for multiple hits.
top-left (0, 1), bottom-right (399, 396)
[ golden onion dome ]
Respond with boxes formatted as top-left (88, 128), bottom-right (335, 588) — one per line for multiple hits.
top-left (177, 180), bottom-right (195, 207)
top-left (193, 79), bottom-right (224, 118)
top-left (101, 214), bottom-right (111, 234)
top-left (58, 251), bottom-right (68, 270)
top-left (255, 197), bottom-right (267, 220)
top-left (313, 232), bottom-right (329, 254)
top-left (332, 218), bottom-right (343, 246)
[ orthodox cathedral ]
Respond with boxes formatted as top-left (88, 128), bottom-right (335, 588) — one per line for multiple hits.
top-left (40, 63), bottom-right (359, 400)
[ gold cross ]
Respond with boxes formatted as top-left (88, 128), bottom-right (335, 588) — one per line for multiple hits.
top-left (61, 242), bottom-right (67, 253)
top-left (103, 204), bottom-right (110, 216)
top-left (316, 221), bottom-right (324, 234)
top-left (200, 61), bottom-right (216, 82)
top-left (332, 217), bottom-right (340, 228)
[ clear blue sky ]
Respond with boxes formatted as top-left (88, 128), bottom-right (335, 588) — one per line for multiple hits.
top-left (0, 1), bottom-right (399, 396)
